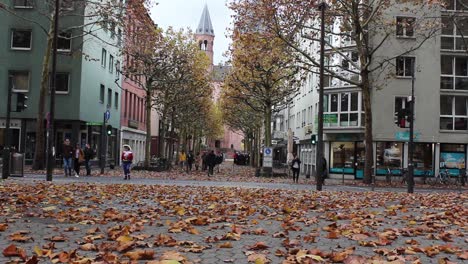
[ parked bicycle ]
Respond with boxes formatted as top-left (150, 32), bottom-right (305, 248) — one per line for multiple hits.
top-left (427, 168), bottom-right (450, 185)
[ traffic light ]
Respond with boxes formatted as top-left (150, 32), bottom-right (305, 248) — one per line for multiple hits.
top-left (311, 134), bottom-right (317, 145)
top-left (16, 93), bottom-right (28, 112)
top-left (106, 125), bottom-right (112, 135)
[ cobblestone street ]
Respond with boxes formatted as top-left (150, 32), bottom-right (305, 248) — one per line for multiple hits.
top-left (0, 167), bottom-right (466, 263)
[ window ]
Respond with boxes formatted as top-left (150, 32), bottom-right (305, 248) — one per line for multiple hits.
top-left (101, 49), bottom-right (107, 68)
top-left (116, 60), bottom-right (120, 78)
top-left (9, 71), bottom-right (30, 92)
top-left (107, 89), bottom-right (112, 108)
top-left (396, 17), bottom-right (415, 37)
top-left (11, 29), bottom-right (32, 50)
top-left (13, 0), bottom-right (34, 8)
top-left (440, 95), bottom-right (468, 130)
top-left (57, 32), bottom-right (71, 52)
top-left (61, 0), bottom-right (74, 10)
top-left (324, 92), bottom-right (360, 127)
top-left (115, 92), bottom-right (119, 109)
top-left (441, 16), bottom-right (468, 51)
top-left (396, 57), bottom-right (414, 77)
top-left (395, 97), bottom-right (410, 128)
top-left (100, 85), bottom-right (105, 103)
top-left (443, 0), bottom-right (467, 11)
top-left (109, 55), bottom-right (114, 73)
top-left (117, 29), bottom-right (122, 46)
top-left (376, 142), bottom-right (404, 174)
top-left (54, 73), bottom-right (70, 93)
top-left (441, 55), bottom-right (468, 90)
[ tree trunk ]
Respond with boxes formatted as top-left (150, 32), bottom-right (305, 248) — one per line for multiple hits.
top-left (32, 27), bottom-right (54, 170)
top-left (167, 112), bottom-right (176, 167)
top-left (361, 72), bottom-right (373, 184)
top-left (158, 111), bottom-right (166, 158)
top-left (144, 87), bottom-right (152, 167)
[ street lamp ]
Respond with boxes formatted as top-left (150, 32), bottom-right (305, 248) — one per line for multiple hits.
top-left (407, 58), bottom-right (416, 193)
top-left (316, 1), bottom-right (327, 191)
top-left (46, 0), bottom-right (60, 181)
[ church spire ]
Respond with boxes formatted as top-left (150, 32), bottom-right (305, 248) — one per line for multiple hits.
top-left (196, 4), bottom-right (215, 36)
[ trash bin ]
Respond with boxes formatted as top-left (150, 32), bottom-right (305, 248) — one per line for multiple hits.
top-left (10, 152), bottom-right (24, 177)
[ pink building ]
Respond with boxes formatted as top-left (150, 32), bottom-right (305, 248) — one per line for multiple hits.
top-left (195, 5), bottom-right (244, 154)
top-left (119, 0), bottom-right (150, 164)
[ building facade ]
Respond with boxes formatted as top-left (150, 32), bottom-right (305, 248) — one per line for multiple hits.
top-left (273, 1), bottom-right (467, 180)
top-left (0, 0), bottom-right (122, 166)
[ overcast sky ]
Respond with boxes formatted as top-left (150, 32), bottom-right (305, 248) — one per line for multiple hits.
top-left (150, 0), bottom-right (233, 65)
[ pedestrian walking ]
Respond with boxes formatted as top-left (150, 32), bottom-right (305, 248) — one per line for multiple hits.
top-left (291, 154), bottom-right (301, 183)
top-left (321, 157), bottom-right (328, 185)
top-left (195, 152), bottom-right (201, 171)
top-left (73, 143), bottom-right (84, 178)
top-left (121, 145), bottom-right (134, 180)
top-left (206, 150), bottom-right (216, 176)
top-left (187, 151), bottom-right (194, 172)
top-left (179, 150), bottom-right (187, 171)
top-left (62, 139), bottom-right (73, 177)
top-left (83, 143), bottom-right (94, 176)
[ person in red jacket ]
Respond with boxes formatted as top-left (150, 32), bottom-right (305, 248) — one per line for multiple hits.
top-left (121, 145), bottom-right (134, 180)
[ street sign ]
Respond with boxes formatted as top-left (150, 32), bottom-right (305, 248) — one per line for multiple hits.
top-left (263, 146), bottom-right (273, 168)
top-left (104, 110), bottom-right (111, 122)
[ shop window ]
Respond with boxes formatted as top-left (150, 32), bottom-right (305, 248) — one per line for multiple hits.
top-left (413, 144), bottom-right (433, 176)
top-left (330, 142), bottom-right (355, 174)
top-left (376, 142), bottom-right (404, 175)
top-left (440, 144), bottom-right (466, 175)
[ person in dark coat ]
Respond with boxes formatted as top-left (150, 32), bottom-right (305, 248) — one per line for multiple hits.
top-left (83, 143), bottom-right (95, 176)
top-left (205, 150), bottom-right (216, 176)
top-left (291, 154), bottom-right (301, 183)
top-left (187, 151), bottom-right (194, 172)
top-left (321, 157), bottom-right (328, 185)
top-left (62, 139), bottom-right (73, 177)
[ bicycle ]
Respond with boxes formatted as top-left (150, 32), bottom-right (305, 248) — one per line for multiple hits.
top-left (427, 168), bottom-right (450, 185)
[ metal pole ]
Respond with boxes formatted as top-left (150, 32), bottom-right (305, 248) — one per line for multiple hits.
top-left (46, 0), bottom-right (60, 181)
top-left (407, 58), bottom-right (415, 193)
top-left (2, 80), bottom-right (13, 179)
top-left (100, 114), bottom-right (106, 174)
top-left (316, 2), bottom-right (326, 191)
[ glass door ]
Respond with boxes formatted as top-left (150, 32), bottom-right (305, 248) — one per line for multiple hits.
top-left (355, 142), bottom-right (365, 179)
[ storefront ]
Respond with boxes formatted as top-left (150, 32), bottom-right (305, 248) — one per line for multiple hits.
top-left (376, 142), bottom-right (404, 175)
top-left (328, 141), bottom-right (365, 179)
top-left (413, 143), bottom-right (434, 176)
top-left (440, 143), bottom-right (466, 175)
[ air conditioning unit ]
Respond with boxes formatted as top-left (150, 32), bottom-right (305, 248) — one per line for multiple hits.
top-left (304, 125), bottom-right (313, 135)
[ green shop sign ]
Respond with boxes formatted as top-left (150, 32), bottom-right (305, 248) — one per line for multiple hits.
top-left (314, 114), bottom-right (338, 124)
top-left (86, 122), bottom-right (103, 126)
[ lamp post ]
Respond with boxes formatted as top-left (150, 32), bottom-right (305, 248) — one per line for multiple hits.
top-left (46, 0), bottom-right (60, 181)
top-left (407, 58), bottom-right (415, 193)
top-left (316, 2), bottom-right (327, 191)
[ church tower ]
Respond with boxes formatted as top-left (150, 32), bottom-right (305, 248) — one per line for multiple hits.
top-left (195, 4), bottom-right (215, 66)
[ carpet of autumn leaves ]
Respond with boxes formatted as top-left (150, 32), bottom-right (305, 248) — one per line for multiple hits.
top-left (0, 181), bottom-right (466, 263)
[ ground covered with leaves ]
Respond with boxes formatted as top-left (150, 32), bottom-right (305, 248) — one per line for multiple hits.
top-left (0, 181), bottom-right (466, 263)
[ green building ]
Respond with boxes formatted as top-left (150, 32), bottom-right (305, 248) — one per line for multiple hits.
top-left (0, 0), bottom-right (122, 166)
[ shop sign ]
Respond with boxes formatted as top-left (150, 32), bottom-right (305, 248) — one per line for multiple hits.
top-left (86, 122), bottom-right (103, 126)
top-left (395, 131), bottom-right (420, 141)
top-left (314, 114), bottom-right (338, 125)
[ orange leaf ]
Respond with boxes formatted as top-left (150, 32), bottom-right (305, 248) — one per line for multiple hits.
top-left (219, 242), bottom-right (233, 248)
top-left (247, 241), bottom-right (269, 250)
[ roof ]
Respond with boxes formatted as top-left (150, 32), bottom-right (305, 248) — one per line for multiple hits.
top-left (196, 4), bottom-right (215, 36)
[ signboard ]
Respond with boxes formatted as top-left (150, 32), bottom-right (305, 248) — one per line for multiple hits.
top-left (272, 140), bottom-right (278, 145)
top-left (104, 110), bottom-right (111, 122)
top-left (263, 146), bottom-right (273, 168)
top-left (86, 122), bottom-right (103, 126)
top-left (394, 131), bottom-right (420, 141)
